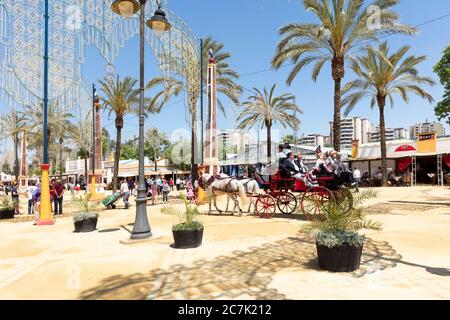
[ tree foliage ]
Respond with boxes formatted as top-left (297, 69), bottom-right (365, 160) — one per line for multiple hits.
top-left (433, 45), bottom-right (450, 125)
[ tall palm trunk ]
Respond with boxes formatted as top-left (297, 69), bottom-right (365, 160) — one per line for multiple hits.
top-left (266, 121), bottom-right (272, 163)
top-left (113, 117), bottom-right (123, 192)
top-left (332, 57), bottom-right (344, 152)
top-left (84, 152), bottom-right (88, 188)
top-left (13, 134), bottom-right (18, 180)
top-left (154, 146), bottom-right (158, 171)
top-left (378, 96), bottom-right (388, 186)
top-left (59, 137), bottom-right (63, 179)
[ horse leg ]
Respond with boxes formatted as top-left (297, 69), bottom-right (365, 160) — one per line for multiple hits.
top-left (213, 196), bottom-right (222, 214)
top-left (247, 196), bottom-right (253, 213)
top-left (208, 190), bottom-right (214, 215)
top-left (234, 194), bottom-right (243, 216)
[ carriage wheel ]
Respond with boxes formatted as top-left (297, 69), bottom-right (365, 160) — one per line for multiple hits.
top-left (300, 187), bottom-right (335, 219)
top-left (334, 187), bottom-right (353, 213)
top-left (277, 192), bottom-right (297, 214)
top-left (255, 195), bottom-right (276, 219)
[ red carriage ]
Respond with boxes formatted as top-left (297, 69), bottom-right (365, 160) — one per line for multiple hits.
top-left (252, 171), bottom-right (353, 219)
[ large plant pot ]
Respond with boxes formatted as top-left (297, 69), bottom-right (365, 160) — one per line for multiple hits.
top-left (172, 228), bottom-right (204, 249)
top-left (0, 209), bottom-right (15, 220)
top-left (316, 242), bottom-right (363, 272)
top-left (74, 217), bottom-right (98, 233)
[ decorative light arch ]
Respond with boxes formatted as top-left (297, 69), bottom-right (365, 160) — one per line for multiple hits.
top-left (0, 0), bottom-right (200, 122)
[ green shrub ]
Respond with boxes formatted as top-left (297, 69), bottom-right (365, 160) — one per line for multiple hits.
top-left (0, 195), bottom-right (15, 211)
top-left (172, 194), bottom-right (203, 231)
top-left (72, 194), bottom-right (100, 222)
top-left (73, 212), bottom-right (99, 223)
top-left (305, 189), bottom-right (382, 248)
top-left (172, 221), bottom-right (204, 232)
top-left (316, 230), bottom-right (365, 248)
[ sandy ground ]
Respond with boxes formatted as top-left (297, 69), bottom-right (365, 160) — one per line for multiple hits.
top-left (0, 186), bottom-right (449, 300)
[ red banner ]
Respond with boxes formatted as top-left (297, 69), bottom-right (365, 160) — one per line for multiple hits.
top-left (397, 158), bottom-right (412, 173)
top-left (395, 145), bottom-right (416, 152)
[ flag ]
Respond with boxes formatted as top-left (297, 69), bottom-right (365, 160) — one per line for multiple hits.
top-left (315, 145), bottom-right (322, 155)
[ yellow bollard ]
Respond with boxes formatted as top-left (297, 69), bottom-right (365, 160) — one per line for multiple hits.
top-left (37, 164), bottom-right (54, 225)
top-left (90, 174), bottom-right (96, 200)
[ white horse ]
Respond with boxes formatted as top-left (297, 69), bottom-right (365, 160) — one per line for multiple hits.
top-left (200, 173), bottom-right (249, 215)
top-left (215, 178), bottom-right (262, 214)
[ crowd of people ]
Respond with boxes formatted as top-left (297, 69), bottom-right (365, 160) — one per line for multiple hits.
top-left (0, 178), bottom-right (65, 217)
top-left (118, 176), bottom-right (189, 207)
top-left (276, 145), bottom-right (355, 190)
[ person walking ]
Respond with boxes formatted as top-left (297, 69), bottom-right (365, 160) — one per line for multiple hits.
top-left (120, 179), bottom-right (131, 209)
top-left (11, 183), bottom-right (21, 215)
top-left (353, 167), bottom-right (361, 193)
top-left (127, 178), bottom-right (135, 196)
top-left (169, 178), bottom-right (174, 191)
top-left (176, 177), bottom-right (181, 191)
top-left (151, 180), bottom-right (158, 205)
top-left (50, 179), bottom-right (56, 213)
top-left (156, 176), bottom-right (162, 195)
top-left (32, 182), bottom-right (41, 222)
top-left (162, 179), bottom-right (170, 204)
top-left (27, 182), bottom-right (37, 215)
top-left (54, 180), bottom-right (65, 215)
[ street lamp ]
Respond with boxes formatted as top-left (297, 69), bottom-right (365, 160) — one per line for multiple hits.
top-left (111, 0), bottom-right (171, 239)
top-left (146, 2), bottom-right (171, 32)
top-left (37, 0), bottom-right (54, 225)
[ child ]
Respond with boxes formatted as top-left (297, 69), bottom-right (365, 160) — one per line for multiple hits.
top-left (186, 180), bottom-right (195, 203)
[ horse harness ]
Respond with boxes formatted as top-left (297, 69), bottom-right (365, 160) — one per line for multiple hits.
top-left (204, 175), bottom-right (237, 196)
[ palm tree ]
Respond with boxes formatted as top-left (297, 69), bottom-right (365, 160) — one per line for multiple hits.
top-left (201, 36), bottom-right (243, 114)
top-left (236, 84), bottom-right (302, 162)
top-left (156, 36), bottom-right (242, 178)
top-left (99, 76), bottom-right (139, 191)
top-left (272, 0), bottom-right (416, 151)
top-left (70, 114), bottom-right (92, 186)
top-left (20, 102), bottom-right (74, 166)
top-left (100, 75), bottom-right (184, 191)
top-left (0, 110), bottom-right (27, 179)
top-left (342, 41), bottom-right (435, 185)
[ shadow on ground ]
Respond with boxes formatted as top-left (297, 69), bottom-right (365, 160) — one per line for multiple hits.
top-left (79, 233), bottom-right (401, 300)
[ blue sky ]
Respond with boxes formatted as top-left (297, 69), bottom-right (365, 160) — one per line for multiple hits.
top-left (83, 0), bottom-right (450, 142)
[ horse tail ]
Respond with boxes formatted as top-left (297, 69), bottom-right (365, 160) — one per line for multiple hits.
top-left (238, 182), bottom-right (249, 205)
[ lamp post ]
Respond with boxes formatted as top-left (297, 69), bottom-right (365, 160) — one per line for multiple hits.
top-left (90, 84), bottom-right (98, 200)
top-left (37, 0), bottom-right (53, 225)
top-left (111, 0), bottom-right (171, 239)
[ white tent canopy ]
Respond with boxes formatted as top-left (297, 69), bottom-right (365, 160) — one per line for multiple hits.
top-left (356, 138), bottom-right (450, 160)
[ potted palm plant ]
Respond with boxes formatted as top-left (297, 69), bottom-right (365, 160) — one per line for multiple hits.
top-left (172, 194), bottom-right (204, 249)
top-left (73, 195), bottom-right (100, 233)
top-left (306, 190), bottom-right (382, 272)
top-left (0, 195), bottom-right (15, 219)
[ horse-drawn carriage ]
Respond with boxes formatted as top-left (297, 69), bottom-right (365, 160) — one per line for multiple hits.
top-left (250, 170), bottom-right (354, 219)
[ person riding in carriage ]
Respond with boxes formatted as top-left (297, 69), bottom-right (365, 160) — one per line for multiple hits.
top-left (282, 152), bottom-right (318, 188)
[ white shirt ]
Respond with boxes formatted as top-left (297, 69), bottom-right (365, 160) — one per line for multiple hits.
top-left (315, 159), bottom-right (324, 168)
top-left (353, 169), bottom-right (361, 179)
top-left (27, 186), bottom-right (36, 200)
top-left (290, 159), bottom-right (300, 172)
top-left (277, 151), bottom-right (287, 159)
top-left (120, 183), bottom-right (129, 193)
